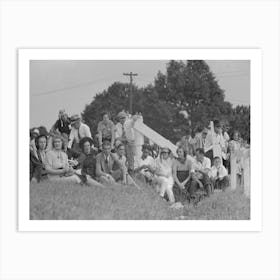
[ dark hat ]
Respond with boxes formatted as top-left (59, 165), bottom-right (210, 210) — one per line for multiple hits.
top-left (79, 137), bottom-right (94, 149)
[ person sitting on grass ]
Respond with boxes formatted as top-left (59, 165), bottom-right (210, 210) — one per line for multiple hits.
top-left (30, 134), bottom-right (49, 182)
top-left (191, 148), bottom-right (213, 196)
top-left (113, 143), bottom-right (138, 188)
top-left (152, 147), bottom-right (175, 204)
top-left (77, 137), bottom-right (104, 188)
top-left (95, 140), bottom-right (125, 185)
top-left (210, 156), bottom-right (229, 191)
top-left (172, 147), bottom-right (194, 201)
top-left (45, 135), bottom-right (81, 184)
top-left (134, 144), bottom-right (155, 184)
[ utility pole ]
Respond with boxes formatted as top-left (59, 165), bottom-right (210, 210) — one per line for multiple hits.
top-left (123, 72), bottom-right (138, 114)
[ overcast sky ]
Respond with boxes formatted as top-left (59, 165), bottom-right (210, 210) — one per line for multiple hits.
top-left (30, 60), bottom-right (250, 129)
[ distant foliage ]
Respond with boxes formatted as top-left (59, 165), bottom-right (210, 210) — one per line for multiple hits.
top-left (82, 60), bottom-right (250, 143)
top-left (229, 105), bottom-right (250, 143)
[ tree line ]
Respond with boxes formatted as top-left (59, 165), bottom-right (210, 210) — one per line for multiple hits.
top-left (81, 60), bottom-right (250, 144)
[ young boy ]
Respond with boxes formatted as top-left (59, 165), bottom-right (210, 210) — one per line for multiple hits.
top-left (210, 156), bottom-right (229, 190)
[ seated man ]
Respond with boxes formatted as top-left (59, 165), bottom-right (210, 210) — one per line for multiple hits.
top-left (191, 148), bottom-right (213, 196)
top-left (95, 140), bottom-right (125, 185)
top-left (134, 144), bottom-right (155, 183)
top-left (210, 156), bottom-right (229, 191)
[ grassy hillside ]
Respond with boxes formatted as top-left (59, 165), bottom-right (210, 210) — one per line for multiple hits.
top-left (30, 181), bottom-right (250, 220)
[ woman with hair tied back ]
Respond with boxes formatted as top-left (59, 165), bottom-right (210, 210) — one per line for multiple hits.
top-left (45, 135), bottom-right (81, 184)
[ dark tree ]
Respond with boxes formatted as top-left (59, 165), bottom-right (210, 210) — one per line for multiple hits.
top-left (82, 60), bottom-right (250, 144)
top-left (154, 60), bottom-right (233, 134)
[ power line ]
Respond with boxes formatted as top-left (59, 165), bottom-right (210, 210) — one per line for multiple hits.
top-left (123, 72), bottom-right (138, 114)
top-left (33, 75), bottom-right (118, 97)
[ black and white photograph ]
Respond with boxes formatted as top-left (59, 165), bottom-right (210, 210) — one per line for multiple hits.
top-left (27, 54), bottom-right (251, 221)
top-left (2, 1), bottom-right (280, 280)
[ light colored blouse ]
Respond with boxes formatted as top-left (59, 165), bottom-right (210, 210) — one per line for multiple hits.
top-left (45, 149), bottom-right (68, 170)
top-left (155, 157), bottom-right (174, 178)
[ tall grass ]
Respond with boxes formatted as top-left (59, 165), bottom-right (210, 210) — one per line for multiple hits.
top-left (30, 181), bottom-right (250, 220)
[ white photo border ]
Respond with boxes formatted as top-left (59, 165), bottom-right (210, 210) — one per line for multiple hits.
top-left (19, 48), bottom-right (262, 232)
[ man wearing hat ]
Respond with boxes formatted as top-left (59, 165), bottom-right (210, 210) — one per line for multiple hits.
top-left (115, 111), bottom-right (137, 174)
top-left (68, 114), bottom-right (92, 152)
top-left (204, 120), bottom-right (226, 164)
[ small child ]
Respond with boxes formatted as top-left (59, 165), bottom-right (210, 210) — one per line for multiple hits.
top-left (210, 156), bottom-right (229, 190)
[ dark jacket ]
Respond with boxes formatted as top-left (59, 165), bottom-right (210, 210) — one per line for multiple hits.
top-left (80, 149), bottom-right (98, 178)
top-left (30, 150), bottom-right (48, 182)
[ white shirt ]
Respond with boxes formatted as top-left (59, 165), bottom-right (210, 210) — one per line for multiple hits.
top-left (68, 123), bottom-right (92, 148)
top-left (193, 156), bottom-right (211, 174)
top-left (210, 164), bottom-right (228, 179)
top-left (204, 131), bottom-right (226, 159)
top-left (115, 119), bottom-right (135, 142)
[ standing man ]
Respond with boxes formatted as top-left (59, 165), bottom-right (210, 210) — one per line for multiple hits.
top-left (97, 112), bottom-right (115, 150)
top-left (115, 111), bottom-right (137, 174)
top-left (68, 114), bottom-right (92, 152)
top-left (204, 120), bottom-right (226, 164)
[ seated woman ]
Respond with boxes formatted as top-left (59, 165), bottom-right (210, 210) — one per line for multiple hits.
top-left (172, 147), bottom-right (195, 201)
top-left (30, 134), bottom-right (49, 182)
top-left (113, 143), bottom-right (138, 188)
top-left (153, 147), bottom-right (175, 204)
top-left (134, 144), bottom-right (155, 183)
top-left (95, 140), bottom-right (125, 185)
top-left (45, 135), bottom-right (81, 184)
top-left (78, 137), bottom-right (104, 188)
top-left (210, 156), bottom-right (229, 191)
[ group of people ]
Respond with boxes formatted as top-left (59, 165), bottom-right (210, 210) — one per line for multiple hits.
top-left (30, 109), bottom-right (246, 205)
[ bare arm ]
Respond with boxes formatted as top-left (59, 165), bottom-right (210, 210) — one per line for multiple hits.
top-left (95, 155), bottom-right (108, 177)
